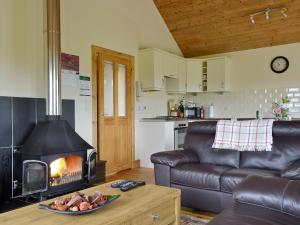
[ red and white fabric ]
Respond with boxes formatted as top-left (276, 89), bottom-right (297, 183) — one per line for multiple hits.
top-left (212, 119), bottom-right (274, 151)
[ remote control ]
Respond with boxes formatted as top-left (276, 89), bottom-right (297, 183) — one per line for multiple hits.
top-left (111, 180), bottom-right (128, 188)
top-left (120, 181), bottom-right (146, 192)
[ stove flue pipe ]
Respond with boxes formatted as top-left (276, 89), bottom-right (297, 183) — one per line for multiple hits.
top-left (44, 0), bottom-right (62, 115)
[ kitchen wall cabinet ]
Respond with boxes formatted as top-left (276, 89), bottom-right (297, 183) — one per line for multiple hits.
top-left (162, 52), bottom-right (178, 79)
top-left (206, 57), bottom-right (230, 92)
top-left (166, 58), bottom-right (186, 94)
top-left (139, 48), bottom-right (184, 92)
top-left (139, 49), bottom-right (230, 93)
top-left (186, 59), bottom-right (203, 92)
top-left (138, 48), bottom-right (165, 91)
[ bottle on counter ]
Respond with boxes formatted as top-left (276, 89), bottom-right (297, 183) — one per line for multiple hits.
top-left (208, 104), bottom-right (214, 118)
top-left (170, 108), bottom-right (178, 117)
top-left (178, 101), bottom-right (184, 118)
top-left (256, 110), bottom-right (262, 120)
top-left (195, 107), bottom-right (201, 118)
top-left (184, 105), bottom-right (189, 118)
top-left (183, 101), bottom-right (189, 118)
top-left (200, 106), bottom-right (205, 119)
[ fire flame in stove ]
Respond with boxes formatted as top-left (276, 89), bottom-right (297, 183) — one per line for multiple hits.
top-left (50, 158), bottom-right (67, 177)
top-left (50, 156), bottom-right (83, 186)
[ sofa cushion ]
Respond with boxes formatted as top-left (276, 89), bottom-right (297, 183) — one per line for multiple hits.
top-left (207, 203), bottom-right (300, 225)
top-left (185, 122), bottom-right (240, 168)
top-left (220, 168), bottom-right (280, 193)
top-left (233, 175), bottom-right (288, 212)
top-left (170, 163), bottom-right (232, 191)
top-left (240, 121), bottom-right (300, 171)
top-left (282, 180), bottom-right (300, 218)
top-left (240, 136), bottom-right (300, 171)
top-left (281, 159), bottom-right (300, 180)
top-left (233, 176), bottom-right (300, 219)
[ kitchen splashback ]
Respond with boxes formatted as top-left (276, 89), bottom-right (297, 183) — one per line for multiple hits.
top-left (193, 87), bottom-right (300, 119)
top-left (135, 92), bottom-right (184, 119)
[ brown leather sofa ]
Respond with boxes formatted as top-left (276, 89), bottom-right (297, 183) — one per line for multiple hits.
top-left (151, 121), bottom-right (300, 213)
top-left (208, 175), bottom-right (300, 225)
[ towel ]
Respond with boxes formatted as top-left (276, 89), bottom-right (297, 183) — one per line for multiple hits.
top-left (212, 119), bottom-right (274, 151)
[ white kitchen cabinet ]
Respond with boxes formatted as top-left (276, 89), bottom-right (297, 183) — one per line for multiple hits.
top-left (138, 48), bottom-right (165, 91)
top-left (186, 59), bottom-right (203, 92)
top-left (166, 57), bottom-right (186, 94)
top-left (206, 57), bottom-right (230, 92)
top-left (162, 52), bottom-right (178, 79)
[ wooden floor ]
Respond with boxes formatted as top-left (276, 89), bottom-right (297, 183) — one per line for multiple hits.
top-left (105, 167), bottom-right (215, 221)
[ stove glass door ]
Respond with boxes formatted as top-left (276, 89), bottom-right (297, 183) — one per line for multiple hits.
top-left (22, 160), bottom-right (48, 195)
top-left (87, 150), bottom-right (97, 181)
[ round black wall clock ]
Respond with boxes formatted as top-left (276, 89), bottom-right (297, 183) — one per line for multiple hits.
top-left (271, 56), bottom-right (289, 73)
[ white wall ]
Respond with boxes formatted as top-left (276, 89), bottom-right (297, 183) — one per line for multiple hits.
top-left (193, 43), bottom-right (300, 118)
top-left (0, 0), bottom-right (44, 97)
top-left (217, 43), bottom-right (300, 91)
top-left (0, 0), bottom-right (181, 150)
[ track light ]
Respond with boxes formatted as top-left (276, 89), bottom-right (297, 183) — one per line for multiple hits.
top-left (249, 7), bottom-right (288, 24)
top-left (265, 10), bottom-right (270, 20)
top-left (281, 8), bottom-right (288, 17)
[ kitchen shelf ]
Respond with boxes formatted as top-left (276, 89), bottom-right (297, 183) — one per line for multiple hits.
top-left (202, 61), bottom-right (208, 91)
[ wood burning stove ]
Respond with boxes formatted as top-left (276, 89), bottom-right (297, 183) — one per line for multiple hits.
top-left (20, 149), bottom-right (96, 199)
top-left (11, 0), bottom-right (98, 200)
top-left (16, 116), bottom-right (96, 199)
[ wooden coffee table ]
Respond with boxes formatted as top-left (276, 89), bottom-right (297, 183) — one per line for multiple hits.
top-left (0, 181), bottom-right (181, 225)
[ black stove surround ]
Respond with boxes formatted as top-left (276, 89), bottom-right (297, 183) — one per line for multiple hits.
top-left (21, 115), bottom-right (92, 156)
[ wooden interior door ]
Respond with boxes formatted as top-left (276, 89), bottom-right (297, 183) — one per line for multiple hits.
top-left (92, 46), bottom-right (134, 175)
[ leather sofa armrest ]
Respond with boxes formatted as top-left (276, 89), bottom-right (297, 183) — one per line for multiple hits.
top-left (233, 175), bottom-right (300, 218)
top-left (233, 175), bottom-right (287, 211)
top-left (281, 159), bottom-right (300, 179)
top-left (151, 150), bottom-right (199, 168)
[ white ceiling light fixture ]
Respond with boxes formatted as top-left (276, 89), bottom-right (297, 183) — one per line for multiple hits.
top-left (249, 7), bottom-right (288, 24)
top-left (265, 9), bottom-right (270, 20)
top-left (281, 8), bottom-right (288, 17)
top-left (250, 15), bottom-right (255, 24)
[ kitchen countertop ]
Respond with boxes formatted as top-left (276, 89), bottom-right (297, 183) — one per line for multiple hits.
top-left (140, 117), bottom-right (232, 122)
top-left (140, 117), bottom-right (300, 122)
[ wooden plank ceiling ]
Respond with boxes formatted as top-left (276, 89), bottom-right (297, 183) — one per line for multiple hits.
top-left (153, 0), bottom-right (300, 57)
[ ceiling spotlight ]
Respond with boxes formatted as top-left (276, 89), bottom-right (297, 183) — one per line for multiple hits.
top-left (265, 10), bottom-right (270, 20)
top-left (249, 7), bottom-right (288, 24)
top-left (281, 8), bottom-right (288, 17)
